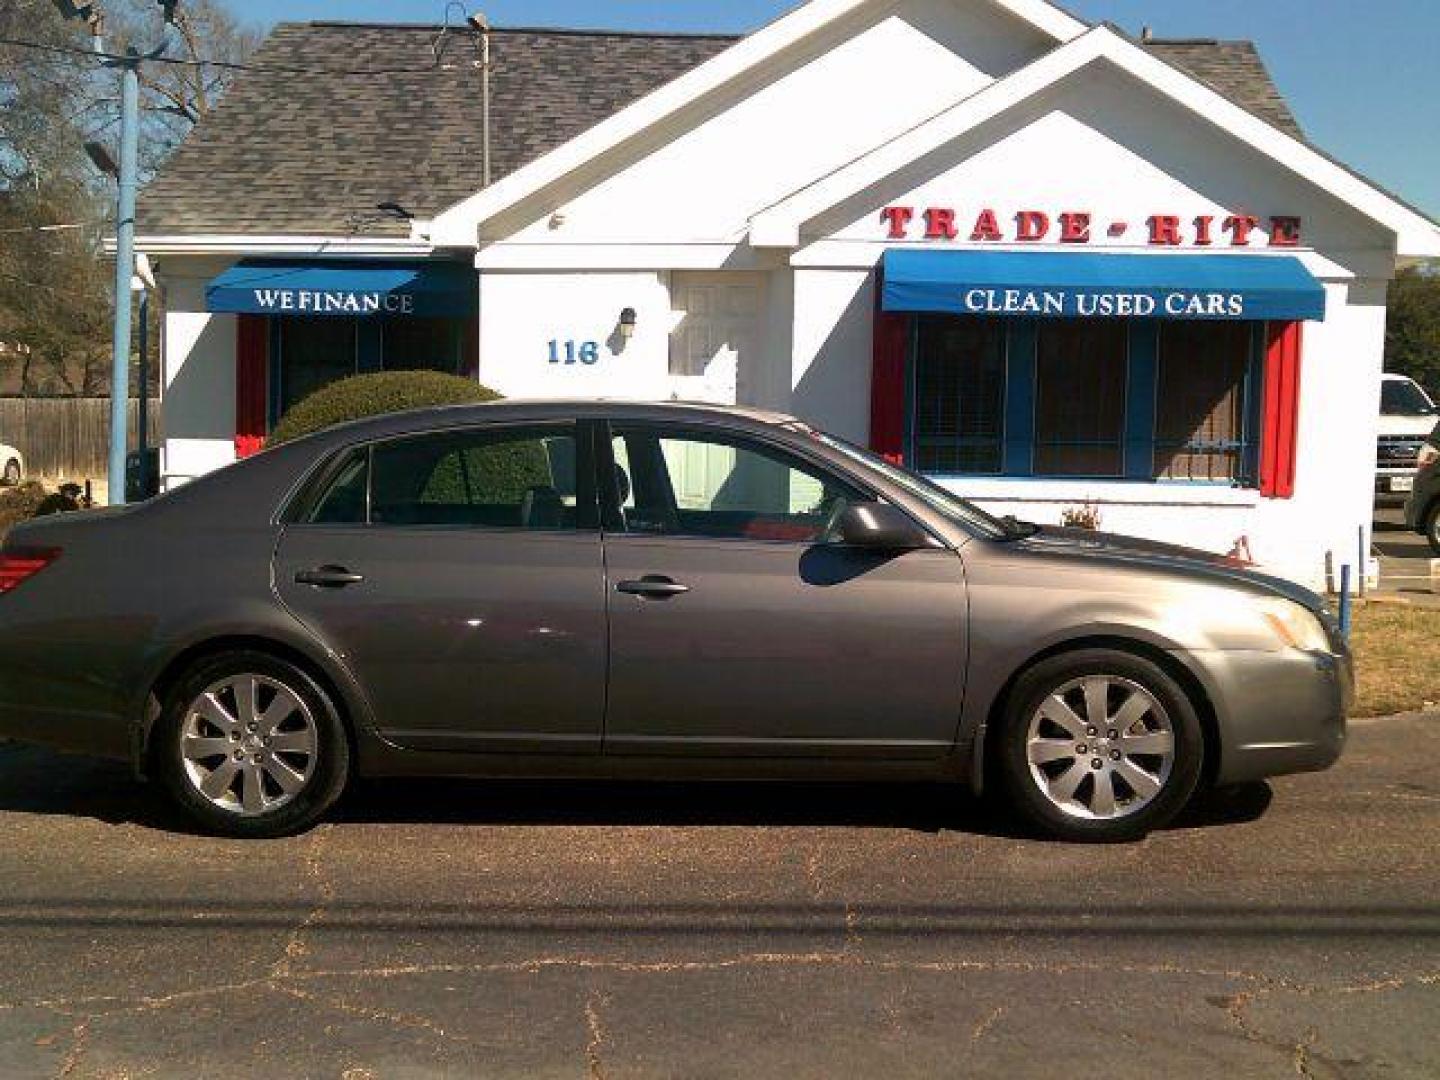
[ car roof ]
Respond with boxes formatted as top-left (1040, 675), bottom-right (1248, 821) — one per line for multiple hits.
top-left (301, 398), bottom-right (808, 444)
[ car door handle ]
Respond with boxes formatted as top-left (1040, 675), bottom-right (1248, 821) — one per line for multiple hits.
top-left (616, 577), bottom-right (690, 599)
top-left (294, 566), bottom-right (365, 589)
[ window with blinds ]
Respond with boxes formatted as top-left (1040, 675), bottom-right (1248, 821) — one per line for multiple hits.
top-left (912, 316), bottom-right (1007, 475)
top-left (1033, 320), bottom-right (1129, 478)
top-left (1153, 321), bottom-right (1254, 483)
top-left (906, 315), bottom-right (1260, 485)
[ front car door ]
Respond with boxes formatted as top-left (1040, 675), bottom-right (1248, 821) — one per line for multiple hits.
top-left (600, 422), bottom-right (969, 759)
top-left (274, 420), bottom-right (608, 754)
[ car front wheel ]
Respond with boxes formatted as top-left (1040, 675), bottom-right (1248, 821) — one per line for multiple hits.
top-left (152, 651), bottom-right (350, 838)
top-left (996, 649), bottom-right (1204, 843)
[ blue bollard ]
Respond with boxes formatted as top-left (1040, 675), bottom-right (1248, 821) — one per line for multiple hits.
top-left (1338, 564), bottom-right (1353, 640)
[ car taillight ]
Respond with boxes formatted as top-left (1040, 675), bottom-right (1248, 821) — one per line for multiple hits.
top-left (0, 547), bottom-right (60, 594)
top-left (1419, 443), bottom-right (1440, 469)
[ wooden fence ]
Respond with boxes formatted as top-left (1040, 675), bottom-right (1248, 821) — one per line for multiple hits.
top-left (0, 397), bottom-right (163, 480)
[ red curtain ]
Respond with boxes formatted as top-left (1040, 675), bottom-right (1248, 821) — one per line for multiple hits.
top-left (235, 314), bottom-right (269, 459)
top-left (870, 284), bottom-right (908, 465)
top-left (1259, 321), bottom-right (1303, 499)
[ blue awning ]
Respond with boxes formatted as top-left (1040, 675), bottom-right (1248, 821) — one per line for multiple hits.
top-left (206, 260), bottom-right (477, 319)
top-left (881, 250), bottom-right (1326, 322)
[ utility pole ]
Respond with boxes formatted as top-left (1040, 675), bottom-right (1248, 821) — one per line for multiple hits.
top-left (53, 1), bottom-right (174, 506)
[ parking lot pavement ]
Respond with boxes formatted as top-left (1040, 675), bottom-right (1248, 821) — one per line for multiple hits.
top-left (1375, 502), bottom-right (1436, 596)
top-left (0, 716), bottom-right (1437, 1080)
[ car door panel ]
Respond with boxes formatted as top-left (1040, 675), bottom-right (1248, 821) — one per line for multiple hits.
top-left (272, 422), bottom-right (607, 754)
top-left (275, 527), bottom-right (607, 753)
top-left (601, 424), bottom-right (969, 758)
top-left (604, 535), bottom-right (968, 756)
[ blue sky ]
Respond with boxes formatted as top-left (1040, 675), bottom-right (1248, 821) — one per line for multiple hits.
top-left (231, 0), bottom-right (1440, 217)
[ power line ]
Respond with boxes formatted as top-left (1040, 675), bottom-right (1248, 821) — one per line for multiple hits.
top-left (0, 222), bottom-right (96, 234)
top-left (0, 33), bottom-right (454, 78)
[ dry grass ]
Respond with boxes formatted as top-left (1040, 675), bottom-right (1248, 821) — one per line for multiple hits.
top-left (1350, 604), bottom-right (1440, 717)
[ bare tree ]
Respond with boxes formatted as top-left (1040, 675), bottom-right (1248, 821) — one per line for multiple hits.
top-left (0, 0), bottom-right (258, 395)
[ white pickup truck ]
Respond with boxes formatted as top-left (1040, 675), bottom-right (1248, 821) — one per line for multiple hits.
top-left (1377, 373), bottom-right (1439, 498)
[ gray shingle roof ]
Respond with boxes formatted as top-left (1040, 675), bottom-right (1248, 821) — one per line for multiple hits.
top-left (138, 22), bottom-right (1303, 238)
top-left (138, 24), bottom-right (735, 237)
top-left (1143, 39), bottom-right (1303, 139)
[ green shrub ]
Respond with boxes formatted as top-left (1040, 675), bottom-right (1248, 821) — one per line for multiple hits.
top-left (417, 439), bottom-right (556, 506)
top-left (270, 371), bottom-right (502, 445)
top-left (0, 482), bottom-right (51, 542)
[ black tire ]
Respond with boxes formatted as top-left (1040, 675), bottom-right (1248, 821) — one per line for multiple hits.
top-left (151, 650), bottom-right (350, 838)
top-left (1424, 501), bottom-right (1440, 558)
top-left (995, 649), bottom-right (1205, 843)
top-left (2, 459), bottom-right (19, 486)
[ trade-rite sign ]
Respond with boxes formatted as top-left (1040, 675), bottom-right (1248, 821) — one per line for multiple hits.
top-left (881, 206), bottom-right (1303, 248)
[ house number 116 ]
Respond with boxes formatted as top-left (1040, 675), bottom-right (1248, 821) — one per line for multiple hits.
top-left (548, 340), bottom-right (600, 365)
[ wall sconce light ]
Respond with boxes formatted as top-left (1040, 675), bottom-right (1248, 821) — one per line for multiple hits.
top-left (619, 307), bottom-right (638, 342)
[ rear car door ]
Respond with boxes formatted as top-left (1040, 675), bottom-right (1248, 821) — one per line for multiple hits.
top-left (273, 421), bottom-right (608, 753)
top-left (600, 423), bottom-right (969, 759)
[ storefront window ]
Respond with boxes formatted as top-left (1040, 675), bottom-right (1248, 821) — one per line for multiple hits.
top-left (271, 315), bottom-right (471, 426)
top-left (913, 317), bottom-right (1006, 475)
top-left (1154, 321), bottom-right (1254, 483)
top-left (908, 316), bottom-right (1260, 486)
top-left (381, 318), bottom-right (465, 375)
top-left (276, 317), bottom-right (358, 419)
top-left (1034, 320), bottom-right (1128, 477)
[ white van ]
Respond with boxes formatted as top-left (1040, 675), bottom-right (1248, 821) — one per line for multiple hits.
top-left (1377, 373), bottom-right (1439, 497)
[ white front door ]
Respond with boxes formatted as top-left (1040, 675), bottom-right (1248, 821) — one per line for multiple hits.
top-left (668, 272), bottom-right (765, 406)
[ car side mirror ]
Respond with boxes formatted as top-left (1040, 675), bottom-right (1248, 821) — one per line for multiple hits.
top-left (832, 502), bottom-right (929, 550)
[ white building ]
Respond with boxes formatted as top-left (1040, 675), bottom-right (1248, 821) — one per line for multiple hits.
top-left (137, 0), bottom-right (1440, 589)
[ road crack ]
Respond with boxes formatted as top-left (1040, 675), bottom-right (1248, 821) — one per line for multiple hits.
top-left (584, 993), bottom-right (610, 1080)
top-left (1293, 1027), bottom-right (1319, 1079)
top-left (272, 981), bottom-right (461, 1047)
top-left (971, 1005), bottom-right (1004, 1044)
top-left (54, 1017), bottom-right (88, 1079)
top-left (271, 824), bottom-right (334, 978)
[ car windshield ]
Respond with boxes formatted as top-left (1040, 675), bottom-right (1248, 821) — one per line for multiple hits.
top-left (805, 430), bottom-right (1017, 540)
top-left (1382, 378), bottom-right (1436, 416)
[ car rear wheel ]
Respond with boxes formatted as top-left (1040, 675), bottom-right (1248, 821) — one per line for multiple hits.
top-left (2, 459), bottom-right (19, 485)
top-left (996, 649), bottom-right (1204, 843)
top-left (153, 651), bottom-right (350, 838)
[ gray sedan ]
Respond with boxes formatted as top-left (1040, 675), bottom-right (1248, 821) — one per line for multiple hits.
top-left (0, 401), bottom-right (1350, 842)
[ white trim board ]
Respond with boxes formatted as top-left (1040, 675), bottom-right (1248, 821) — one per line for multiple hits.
top-left (128, 235), bottom-right (437, 258)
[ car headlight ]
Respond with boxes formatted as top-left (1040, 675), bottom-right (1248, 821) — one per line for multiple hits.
top-left (1255, 597), bottom-right (1331, 653)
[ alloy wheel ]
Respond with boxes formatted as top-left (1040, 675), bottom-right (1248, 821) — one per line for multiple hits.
top-left (179, 674), bottom-right (319, 816)
top-left (1025, 675), bottom-right (1176, 821)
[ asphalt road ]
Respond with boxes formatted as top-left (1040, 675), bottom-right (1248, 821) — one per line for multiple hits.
top-left (0, 715), bottom-right (1437, 1079)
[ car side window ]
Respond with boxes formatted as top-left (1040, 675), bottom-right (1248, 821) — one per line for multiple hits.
top-left (306, 448), bottom-right (369, 525)
top-left (610, 427), bottom-right (858, 543)
top-left (370, 426), bottom-right (578, 530)
top-left (301, 426), bottom-right (580, 530)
